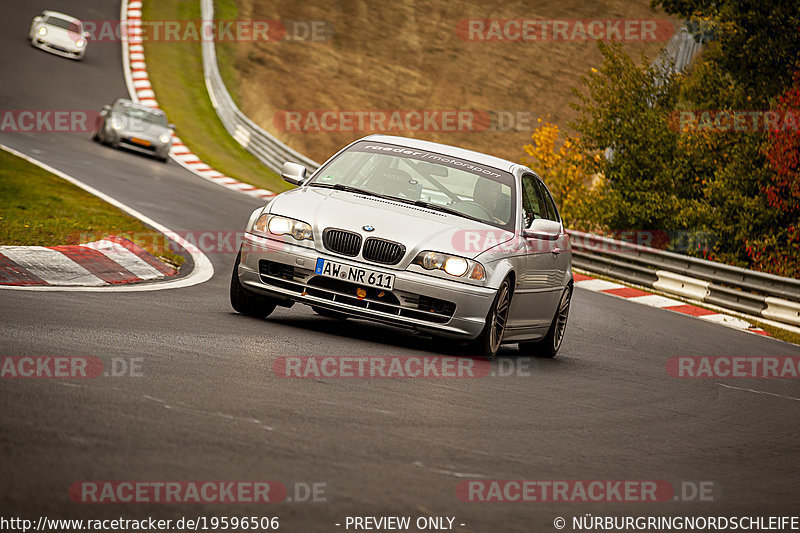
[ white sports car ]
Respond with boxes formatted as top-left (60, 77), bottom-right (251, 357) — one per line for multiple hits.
top-left (29, 11), bottom-right (89, 61)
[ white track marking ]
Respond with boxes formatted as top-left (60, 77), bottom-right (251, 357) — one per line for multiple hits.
top-left (699, 313), bottom-right (755, 329)
top-left (718, 383), bottom-right (800, 402)
top-left (575, 278), bottom-right (624, 291)
top-left (80, 241), bottom-right (162, 279)
top-left (627, 294), bottom-right (684, 308)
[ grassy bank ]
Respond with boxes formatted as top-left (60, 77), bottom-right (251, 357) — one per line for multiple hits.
top-left (0, 149), bottom-right (183, 268)
top-left (140, 0), bottom-right (289, 193)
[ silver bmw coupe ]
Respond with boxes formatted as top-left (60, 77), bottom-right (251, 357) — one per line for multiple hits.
top-left (231, 135), bottom-right (573, 359)
top-left (93, 99), bottom-right (174, 162)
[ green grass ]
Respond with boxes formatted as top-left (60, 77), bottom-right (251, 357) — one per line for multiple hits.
top-left (214, 0), bottom-right (243, 108)
top-left (0, 149), bottom-right (183, 268)
top-left (141, 0), bottom-right (288, 193)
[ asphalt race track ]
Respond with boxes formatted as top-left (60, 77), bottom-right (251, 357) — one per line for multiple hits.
top-left (1, 1), bottom-right (799, 532)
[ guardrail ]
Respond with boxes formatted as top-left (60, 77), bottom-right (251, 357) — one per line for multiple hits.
top-left (198, 2), bottom-right (800, 329)
top-left (653, 26), bottom-right (702, 74)
top-left (570, 230), bottom-right (800, 326)
top-left (199, 0), bottom-right (319, 174)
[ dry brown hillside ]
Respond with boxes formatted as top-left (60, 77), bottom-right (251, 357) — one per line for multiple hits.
top-left (225, 0), bottom-right (676, 164)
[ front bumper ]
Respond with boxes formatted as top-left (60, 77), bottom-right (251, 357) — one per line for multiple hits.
top-left (238, 232), bottom-right (496, 339)
top-left (106, 128), bottom-right (170, 159)
top-left (32, 38), bottom-right (85, 59)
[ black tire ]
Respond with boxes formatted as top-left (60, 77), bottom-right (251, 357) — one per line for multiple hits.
top-left (312, 306), bottom-right (349, 320)
top-left (472, 277), bottom-right (513, 360)
top-left (519, 284), bottom-right (572, 358)
top-left (230, 252), bottom-right (277, 318)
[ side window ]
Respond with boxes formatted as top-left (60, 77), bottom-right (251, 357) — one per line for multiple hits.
top-left (536, 179), bottom-right (560, 222)
top-left (521, 175), bottom-right (543, 226)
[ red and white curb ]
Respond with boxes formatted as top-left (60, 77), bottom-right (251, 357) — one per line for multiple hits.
top-left (0, 144), bottom-right (214, 292)
top-left (0, 236), bottom-right (175, 287)
top-left (573, 272), bottom-right (771, 337)
top-left (121, 0), bottom-right (275, 201)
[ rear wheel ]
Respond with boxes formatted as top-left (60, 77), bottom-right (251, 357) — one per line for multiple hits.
top-left (230, 252), bottom-right (277, 318)
top-left (520, 284), bottom-right (572, 358)
top-left (472, 277), bottom-right (512, 360)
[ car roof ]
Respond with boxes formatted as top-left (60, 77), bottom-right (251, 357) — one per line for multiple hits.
top-left (42, 11), bottom-right (82, 24)
top-left (360, 134), bottom-right (522, 175)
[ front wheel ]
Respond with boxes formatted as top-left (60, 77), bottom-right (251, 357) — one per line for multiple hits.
top-left (520, 284), bottom-right (572, 358)
top-left (473, 277), bottom-right (512, 360)
top-left (230, 252), bottom-right (277, 318)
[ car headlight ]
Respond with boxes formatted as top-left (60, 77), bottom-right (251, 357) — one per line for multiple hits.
top-left (412, 251), bottom-right (486, 280)
top-left (254, 214), bottom-right (313, 242)
top-left (75, 38), bottom-right (86, 48)
top-left (158, 133), bottom-right (171, 144)
top-left (37, 26), bottom-right (47, 36)
top-left (111, 119), bottom-right (122, 130)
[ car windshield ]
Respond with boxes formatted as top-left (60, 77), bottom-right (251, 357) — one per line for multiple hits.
top-left (310, 141), bottom-right (516, 230)
top-left (113, 103), bottom-right (168, 126)
top-left (45, 16), bottom-right (82, 34)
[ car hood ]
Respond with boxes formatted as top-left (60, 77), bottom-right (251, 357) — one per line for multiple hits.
top-left (111, 114), bottom-right (168, 138)
top-left (41, 25), bottom-right (82, 48)
top-left (268, 187), bottom-right (515, 261)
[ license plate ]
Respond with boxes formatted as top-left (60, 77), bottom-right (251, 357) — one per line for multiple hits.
top-left (130, 137), bottom-right (151, 147)
top-left (315, 258), bottom-right (394, 290)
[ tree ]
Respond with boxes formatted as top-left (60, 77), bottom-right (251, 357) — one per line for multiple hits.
top-left (521, 121), bottom-right (600, 228)
top-left (653, 0), bottom-right (800, 107)
top-left (746, 74), bottom-right (800, 276)
top-left (569, 41), bottom-right (685, 230)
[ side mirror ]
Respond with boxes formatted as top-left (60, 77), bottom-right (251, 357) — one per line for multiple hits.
top-left (523, 218), bottom-right (561, 241)
top-left (168, 123), bottom-right (176, 130)
top-left (33, 16), bottom-right (43, 23)
top-left (281, 161), bottom-right (307, 186)
top-left (83, 31), bottom-right (90, 38)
